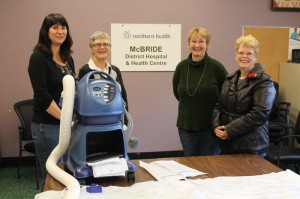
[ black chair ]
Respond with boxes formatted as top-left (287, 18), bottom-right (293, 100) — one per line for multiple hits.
top-left (14, 99), bottom-right (39, 190)
top-left (268, 81), bottom-right (291, 144)
top-left (266, 111), bottom-right (300, 173)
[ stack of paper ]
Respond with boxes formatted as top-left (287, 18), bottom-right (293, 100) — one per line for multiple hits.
top-left (139, 160), bottom-right (206, 181)
top-left (87, 157), bottom-right (129, 177)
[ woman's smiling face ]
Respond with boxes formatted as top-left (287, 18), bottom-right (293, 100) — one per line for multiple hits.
top-left (235, 45), bottom-right (257, 71)
top-left (48, 23), bottom-right (67, 46)
top-left (189, 36), bottom-right (207, 61)
top-left (91, 38), bottom-right (111, 60)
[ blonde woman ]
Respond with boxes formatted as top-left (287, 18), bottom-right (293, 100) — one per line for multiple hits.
top-left (172, 27), bottom-right (228, 156)
top-left (212, 35), bottom-right (276, 157)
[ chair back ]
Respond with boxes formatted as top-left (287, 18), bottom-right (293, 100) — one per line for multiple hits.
top-left (269, 81), bottom-right (279, 119)
top-left (14, 99), bottom-right (34, 140)
top-left (294, 111), bottom-right (300, 143)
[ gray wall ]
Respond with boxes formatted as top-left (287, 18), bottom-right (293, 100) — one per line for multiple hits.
top-left (1, 0), bottom-right (300, 157)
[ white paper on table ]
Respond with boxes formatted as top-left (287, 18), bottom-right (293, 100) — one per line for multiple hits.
top-left (140, 160), bottom-right (206, 181)
top-left (35, 170), bottom-right (300, 199)
top-left (152, 160), bottom-right (206, 177)
top-left (87, 157), bottom-right (129, 177)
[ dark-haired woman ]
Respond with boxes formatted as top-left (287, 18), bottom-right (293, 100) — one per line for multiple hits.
top-left (28, 13), bottom-right (76, 189)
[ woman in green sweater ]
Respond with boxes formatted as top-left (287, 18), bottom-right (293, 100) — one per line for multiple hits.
top-left (172, 27), bottom-right (228, 156)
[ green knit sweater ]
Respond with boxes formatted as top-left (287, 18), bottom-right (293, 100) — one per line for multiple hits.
top-left (172, 53), bottom-right (228, 131)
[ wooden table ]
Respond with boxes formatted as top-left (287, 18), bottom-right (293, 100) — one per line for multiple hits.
top-left (43, 154), bottom-right (282, 191)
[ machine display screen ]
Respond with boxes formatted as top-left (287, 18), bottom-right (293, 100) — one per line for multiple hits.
top-left (93, 87), bottom-right (101, 91)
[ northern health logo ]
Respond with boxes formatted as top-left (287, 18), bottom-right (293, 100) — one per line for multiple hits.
top-left (123, 31), bottom-right (132, 39)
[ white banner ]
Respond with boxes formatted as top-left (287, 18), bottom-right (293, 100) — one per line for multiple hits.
top-left (111, 24), bottom-right (181, 71)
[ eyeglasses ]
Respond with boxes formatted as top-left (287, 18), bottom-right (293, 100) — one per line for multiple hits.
top-left (92, 43), bottom-right (111, 48)
top-left (236, 51), bottom-right (255, 58)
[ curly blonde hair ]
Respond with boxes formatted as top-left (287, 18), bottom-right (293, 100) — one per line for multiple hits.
top-left (235, 35), bottom-right (259, 55)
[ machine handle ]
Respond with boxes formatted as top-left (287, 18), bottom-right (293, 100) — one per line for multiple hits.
top-left (85, 70), bottom-right (116, 84)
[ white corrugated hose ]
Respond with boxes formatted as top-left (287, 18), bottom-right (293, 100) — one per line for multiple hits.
top-left (45, 75), bottom-right (80, 199)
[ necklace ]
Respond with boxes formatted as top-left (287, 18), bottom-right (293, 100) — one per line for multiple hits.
top-left (55, 62), bottom-right (76, 78)
top-left (186, 60), bottom-right (207, 96)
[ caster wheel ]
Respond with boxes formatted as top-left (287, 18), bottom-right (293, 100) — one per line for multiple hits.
top-left (77, 178), bottom-right (87, 185)
top-left (127, 171), bottom-right (135, 182)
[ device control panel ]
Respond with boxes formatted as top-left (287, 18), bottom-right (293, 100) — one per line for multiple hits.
top-left (89, 82), bottom-right (116, 104)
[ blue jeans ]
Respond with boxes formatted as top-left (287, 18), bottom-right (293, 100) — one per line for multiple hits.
top-left (31, 122), bottom-right (60, 188)
top-left (178, 128), bottom-right (220, 156)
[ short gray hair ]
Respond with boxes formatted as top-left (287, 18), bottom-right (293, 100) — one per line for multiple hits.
top-left (89, 31), bottom-right (111, 47)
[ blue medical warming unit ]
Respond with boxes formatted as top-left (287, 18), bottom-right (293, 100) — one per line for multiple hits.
top-left (64, 71), bottom-right (136, 181)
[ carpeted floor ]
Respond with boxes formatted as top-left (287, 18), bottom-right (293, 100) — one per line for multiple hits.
top-left (0, 166), bottom-right (41, 199)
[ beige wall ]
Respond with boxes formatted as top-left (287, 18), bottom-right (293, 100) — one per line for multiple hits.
top-left (279, 62), bottom-right (300, 126)
top-left (1, 0), bottom-right (300, 157)
top-left (244, 27), bottom-right (290, 82)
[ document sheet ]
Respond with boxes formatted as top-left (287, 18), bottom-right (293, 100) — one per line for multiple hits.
top-left (87, 157), bottom-right (128, 177)
top-left (139, 160), bottom-right (206, 181)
